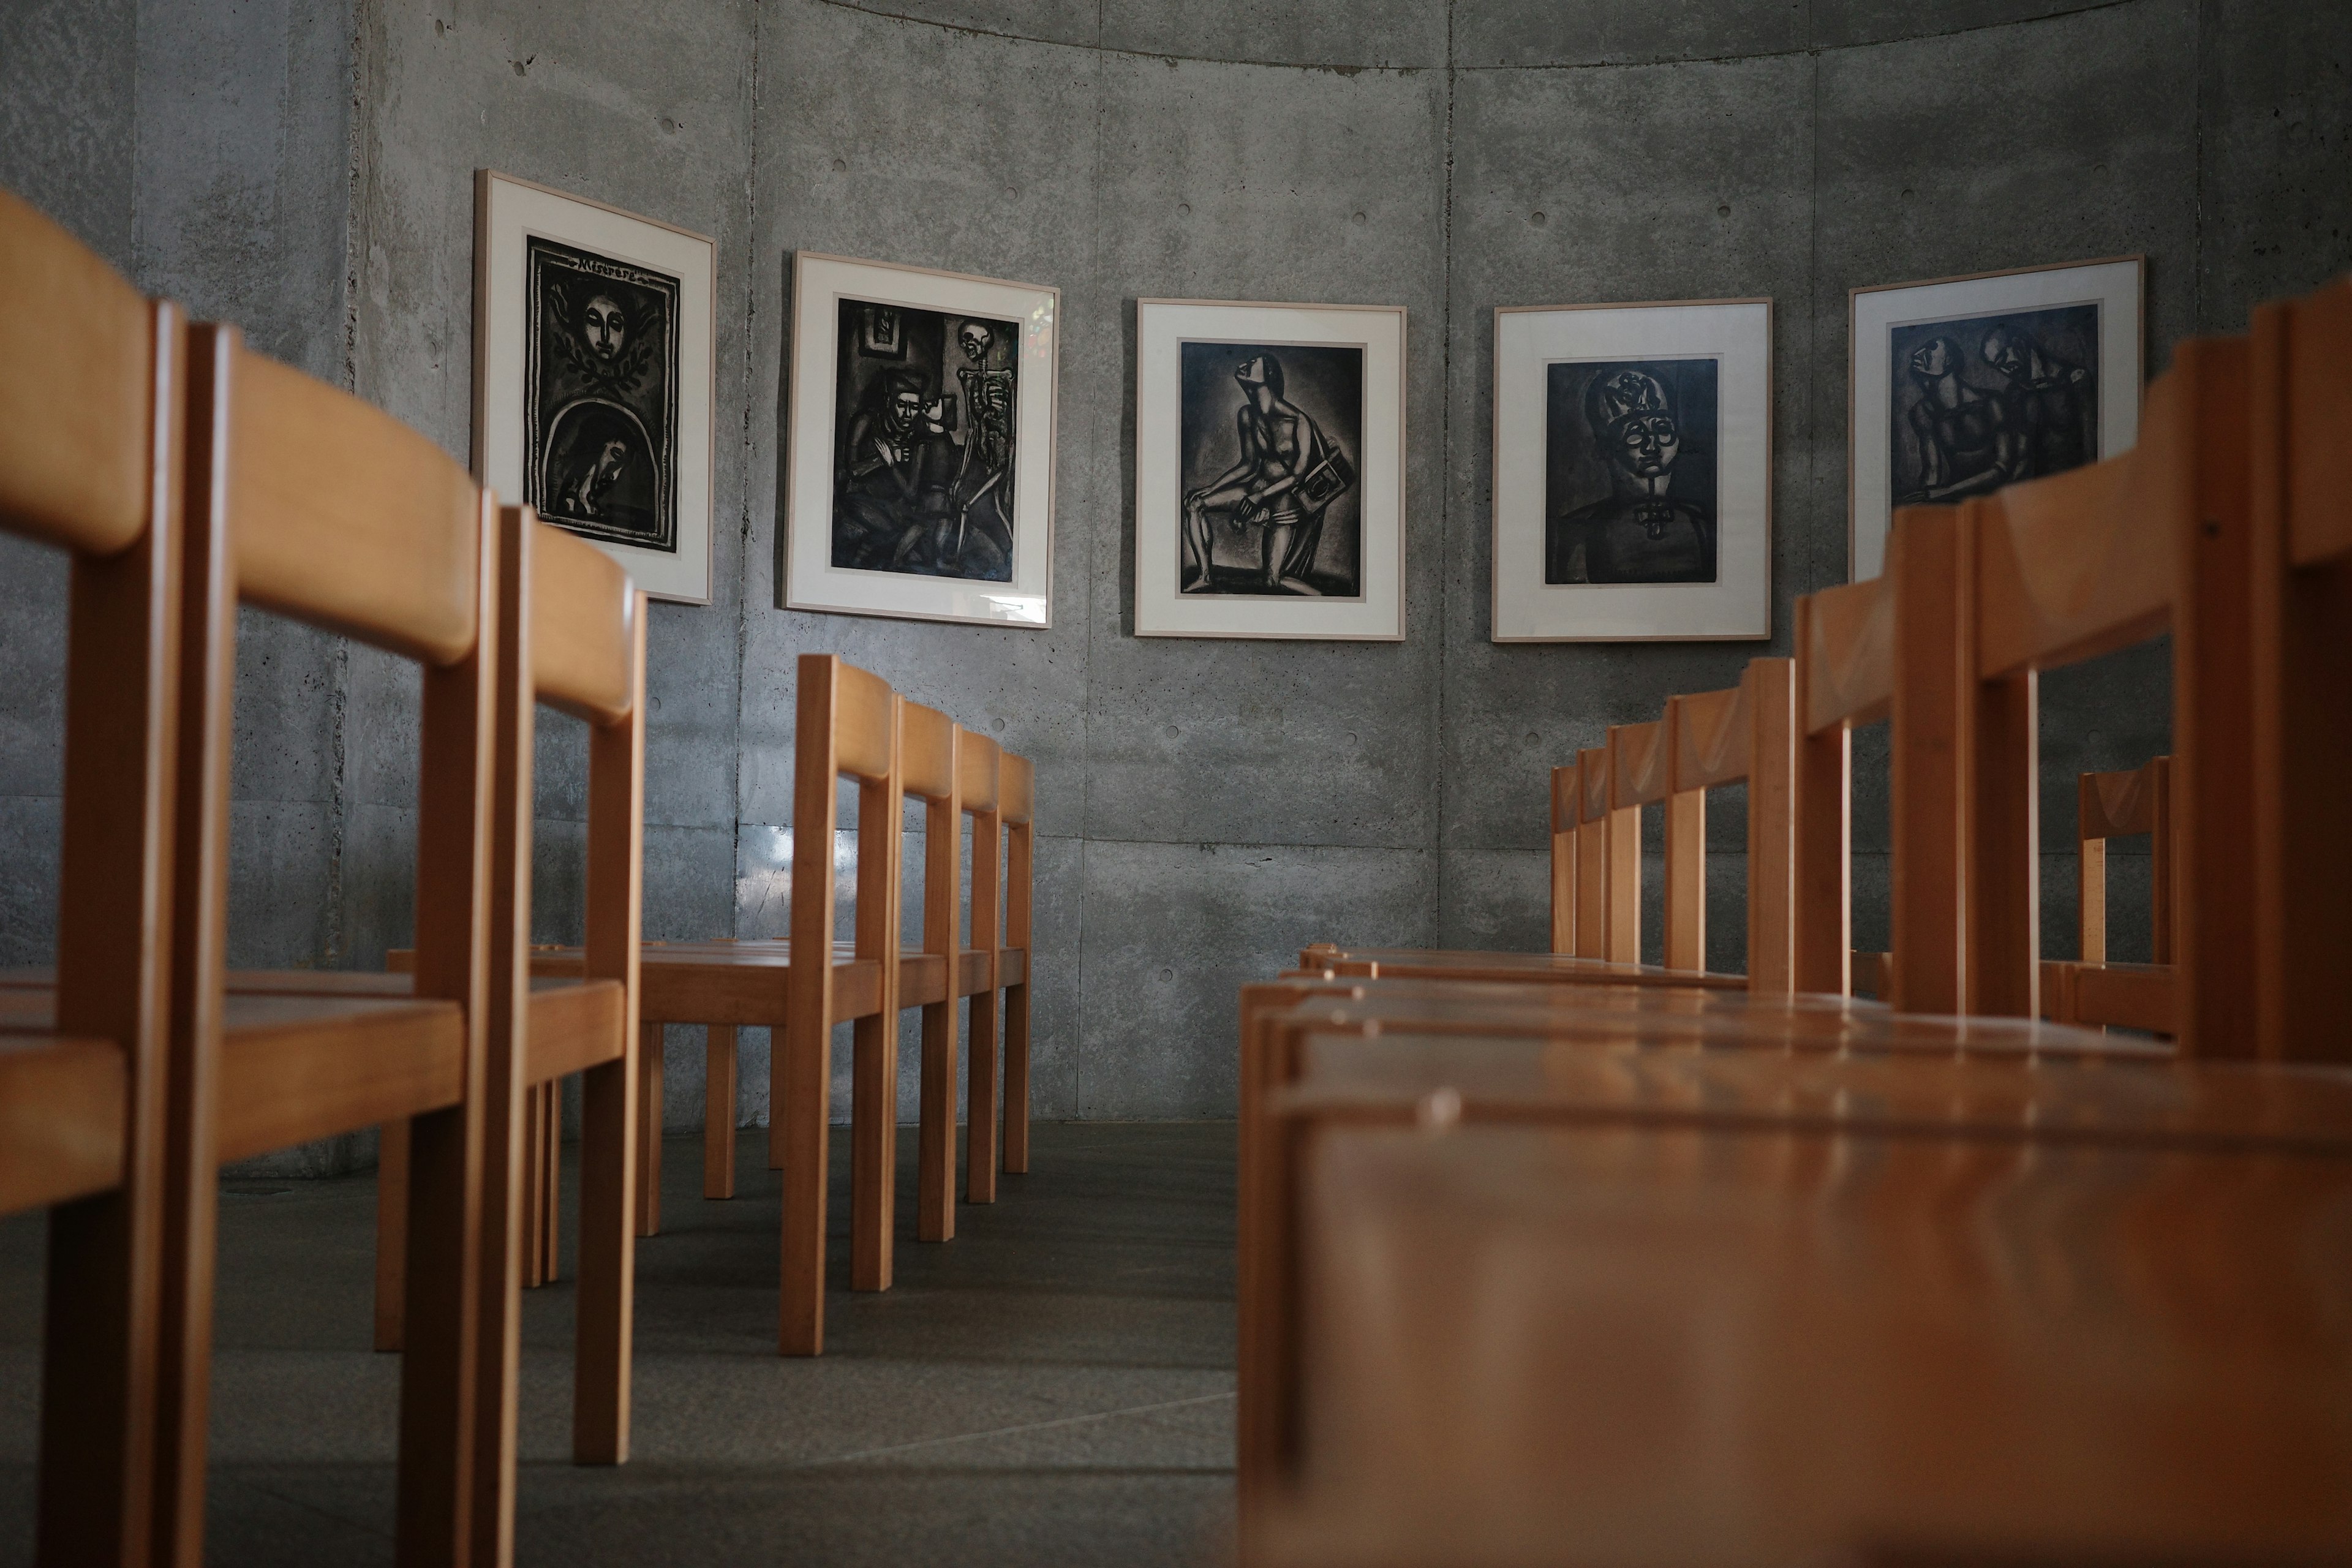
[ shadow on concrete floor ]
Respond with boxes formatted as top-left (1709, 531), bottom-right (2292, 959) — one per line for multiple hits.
top-left (0, 1120), bottom-right (1238, 1567)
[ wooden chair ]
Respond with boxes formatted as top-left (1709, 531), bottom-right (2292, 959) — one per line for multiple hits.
top-left (1887, 334), bottom-right (2250, 1050)
top-left (1792, 573), bottom-right (1890, 1000)
top-left (778, 652), bottom-right (900, 1349)
top-left (1251, 1072), bottom-right (2352, 1565)
top-left (1000, 750), bottom-right (1036, 1175)
top-left (2041, 756), bottom-right (2177, 1033)
top-left (0, 185), bottom-right (192, 1567)
top-left (958, 733), bottom-right (1005, 1205)
top-left (2245, 277), bottom-right (2352, 1063)
top-left (1311, 658), bottom-right (1796, 997)
top-left (902, 703), bottom-right (963, 1242)
top-left (138, 317), bottom-right (508, 1566)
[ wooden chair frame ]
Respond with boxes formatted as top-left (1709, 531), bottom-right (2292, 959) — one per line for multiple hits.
top-left (0, 188), bottom-right (189, 1567)
top-left (1000, 752), bottom-right (1035, 1175)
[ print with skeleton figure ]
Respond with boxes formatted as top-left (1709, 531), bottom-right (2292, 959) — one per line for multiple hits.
top-left (830, 300), bottom-right (1019, 582)
top-left (1545, 358), bottom-right (1719, 584)
top-left (525, 236), bottom-right (680, 552)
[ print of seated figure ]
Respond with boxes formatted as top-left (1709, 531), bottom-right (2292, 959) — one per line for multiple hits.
top-left (1980, 323), bottom-right (2092, 480)
top-left (1181, 353), bottom-right (1349, 595)
top-left (1547, 367), bottom-right (1716, 585)
top-left (1898, 334), bottom-right (2026, 505)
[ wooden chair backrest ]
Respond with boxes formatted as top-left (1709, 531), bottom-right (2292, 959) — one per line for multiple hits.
top-left (1885, 336), bottom-right (2246, 1036)
top-left (1000, 752), bottom-right (1035, 963)
top-left (515, 513), bottom-right (643, 1488)
top-left (1788, 579), bottom-right (1888, 1001)
top-left (959, 733), bottom-right (1002, 957)
top-left (0, 185), bottom-right (189, 1564)
top-left (899, 701), bottom-right (960, 961)
top-left (2249, 277), bottom-right (2352, 1061)
top-left (0, 190), bottom-right (161, 556)
top-left (1000, 752), bottom-right (1035, 828)
top-left (999, 752), bottom-right (1035, 954)
top-left (2077, 757), bottom-right (2173, 967)
top-left (183, 323), bottom-right (503, 1559)
top-left (788, 653), bottom-right (900, 968)
top-left (1548, 666), bottom-right (1793, 990)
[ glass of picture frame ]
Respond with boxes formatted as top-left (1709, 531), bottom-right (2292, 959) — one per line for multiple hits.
top-left (783, 252), bottom-right (1058, 628)
top-left (1133, 298), bottom-right (1407, 641)
top-left (1848, 256), bottom-right (2143, 581)
top-left (474, 169), bottom-right (717, 604)
top-left (1491, 298), bottom-right (1773, 642)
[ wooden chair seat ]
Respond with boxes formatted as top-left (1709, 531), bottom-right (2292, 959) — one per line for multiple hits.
top-left (3, 970), bottom-right (622, 1086)
top-left (0, 1030), bottom-right (125, 1213)
top-left (1243, 1023), bottom-right (2352, 1535)
top-left (0, 987), bottom-right (467, 1164)
top-left (1257, 1118), bottom-right (2352, 1567)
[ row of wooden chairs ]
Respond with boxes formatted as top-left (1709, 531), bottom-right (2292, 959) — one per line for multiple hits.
top-left (385, 664), bottom-right (1038, 1356)
top-left (1253, 277), bottom-right (2352, 1563)
top-left (0, 186), bottom-right (641, 1565)
top-left (0, 185), bottom-right (1041, 1567)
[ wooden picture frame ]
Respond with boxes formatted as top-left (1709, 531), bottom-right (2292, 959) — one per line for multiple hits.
top-left (1491, 297), bottom-right (1774, 643)
top-left (473, 169), bottom-right (716, 605)
top-left (783, 252), bottom-right (1059, 628)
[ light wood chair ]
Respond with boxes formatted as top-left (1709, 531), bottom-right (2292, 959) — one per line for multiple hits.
top-left (1792, 573), bottom-right (1891, 999)
top-left (2245, 277), bottom-right (2352, 1063)
top-left (1308, 658), bottom-right (1795, 994)
top-left (1885, 333), bottom-right (2253, 1053)
top-left (779, 652), bottom-right (900, 1349)
top-left (901, 703), bottom-right (963, 1243)
top-left (1251, 1062), bottom-right (2352, 1566)
top-left (1000, 750), bottom-right (1036, 1175)
top-left (0, 185), bottom-right (192, 1567)
top-left (141, 316), bottom-right (508, 1566)
top-left (958, 733), bottom-right (1004, 1205)
top-left (2040, 756), bottom-right (2176, 1033)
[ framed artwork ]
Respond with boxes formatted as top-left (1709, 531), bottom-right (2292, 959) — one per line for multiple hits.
top-left (783, 252), bottom-right (1058, 627)
top-left (1849, 256), bottom-right (2142, 581)
top-left (473, 170), bottom-right (716, 603)
top-left (1134, 299), bottom-right (1405, 640)
top-left (1491, 298), bottom-right (1773, 642)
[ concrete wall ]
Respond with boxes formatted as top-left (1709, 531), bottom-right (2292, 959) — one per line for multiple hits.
top-left (2, 0), bottom-right (2347, 1134)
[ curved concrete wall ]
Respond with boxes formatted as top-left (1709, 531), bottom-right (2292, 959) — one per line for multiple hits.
top-left (3, 0), bottom-right (2348, 1133)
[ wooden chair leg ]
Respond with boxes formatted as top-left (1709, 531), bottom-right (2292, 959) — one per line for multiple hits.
top-left (850, 1012), bottom-right (895, 1291)
top-left (767, 1023), bottom-right (787, 1171)
top-left (574, 1046), bottom-right (636, 1463)
top-left (967, 992), bottom-right (1000, 1205)
top-left (520, 1089), bottom-right (546, 1290)
top-left (374, 1117), bottom-right (411, 1349)
top-left (538, 1083), bottom-right (560, 1284)
top-left (1003, 981), bottom-right (1030, 1175)
top-left (393, 1100), bottom-right (481, 1567)
top-left (703, 1024), bottom-right (737, 1199)
top-left (634, 1023), bottom-right (663, 1237)
top-left (918, 999), bottom-right (957, 1241)
top-left (778, 1013), bottom-right (827, 1356)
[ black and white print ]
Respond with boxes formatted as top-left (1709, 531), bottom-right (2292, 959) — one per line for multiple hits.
top-left (831, 298), bottom-right (1019, 583)
top-left (1177, 341), bottom-right (1362, 597)
top-left (1544, 358), bottom-right (1719, 586)
top-left (525, 235), bottom-right (681, 553)
top-left (1888, 303), bottom-right (2099, 506)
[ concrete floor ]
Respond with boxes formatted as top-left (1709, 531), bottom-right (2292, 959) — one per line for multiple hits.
top-left (0, 1120), bottom-right (1238, 1566)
